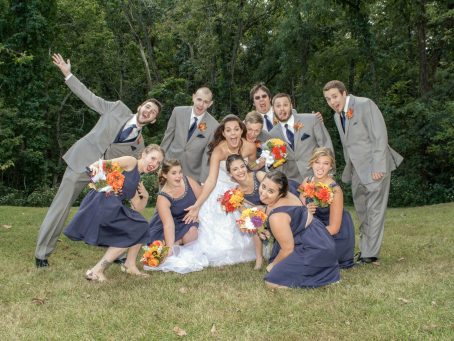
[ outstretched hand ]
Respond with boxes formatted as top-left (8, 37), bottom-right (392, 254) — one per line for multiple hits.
top-left (52, 53), bottom-right (71, 77)
top-left (183, 205), bottom-right (200, 224)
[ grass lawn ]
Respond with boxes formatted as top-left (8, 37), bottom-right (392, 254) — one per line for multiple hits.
top-left (0, 203), bottom-right (453, 340)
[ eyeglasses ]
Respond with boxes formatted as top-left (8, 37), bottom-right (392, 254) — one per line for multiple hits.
top-left (254, 94), bottom-right (268, 100)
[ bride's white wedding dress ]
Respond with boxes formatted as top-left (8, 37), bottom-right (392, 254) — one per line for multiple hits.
top-left (145, 160), bottom-right (256, 274)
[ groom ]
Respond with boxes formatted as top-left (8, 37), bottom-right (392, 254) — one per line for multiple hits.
top-left (160, 87), bottom-right (219, 183)
top-left (269, 93), bottom-right (333, 183)
top-left (35, 53), bottom-right (162, 267)
top-left (323, 80), bottom-right (403, 264)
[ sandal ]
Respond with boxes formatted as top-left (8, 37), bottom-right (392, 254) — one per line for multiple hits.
top-left (121, 265), bottom-right (149, 277)
top-left (85, 270), bottom-right (106, 282)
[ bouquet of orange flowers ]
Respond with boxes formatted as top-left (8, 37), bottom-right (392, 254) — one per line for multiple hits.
top-left (87, 159), bottom-right (125, 195)
top-left (218, 188), bottom-right (244, 213)
top-left (236, 207), bottom-right (267, 234)
top-left (141, 240), bottom-right (170, 268)
top-left (260, 138), bottom-right (287, 169)
top-left (298, 181), bottom-right (334, 208)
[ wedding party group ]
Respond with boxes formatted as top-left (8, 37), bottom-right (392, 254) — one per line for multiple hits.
top-left (34, 53), bottom-right (403, 289)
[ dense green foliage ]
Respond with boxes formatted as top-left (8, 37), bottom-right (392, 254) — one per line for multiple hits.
top-left (1, 0), bottom-right (453, 206)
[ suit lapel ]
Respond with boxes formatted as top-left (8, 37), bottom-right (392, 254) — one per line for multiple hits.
top-left (185, 108), bottom-right (195, 144)
top-left (344, 95), bottom-right (355, 137)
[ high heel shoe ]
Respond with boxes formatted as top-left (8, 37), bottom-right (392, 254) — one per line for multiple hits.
top-left (85, 270), bottom-right (106, 282)
top-left (120, 265), bottom-right (149, 277)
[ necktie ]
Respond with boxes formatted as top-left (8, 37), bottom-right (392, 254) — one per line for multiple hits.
top-left (340, 111), bottom-right (346, 133)
top-left (285, 123), bottom-right (294, 150)
top-left (187, 117), bottom-right (198, 141)
top-left (115, 124), bottom-right (137, 143)
top-left (264, 114), bottom-right (273, 131)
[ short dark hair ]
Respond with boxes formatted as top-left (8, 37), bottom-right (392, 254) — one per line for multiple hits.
top-left (323, 80), bottom-right (348, 94)
top-left (140, 98), bottom-right (163, 114)
top-left (250, 82), bottom-right (271, 102)
top-left (271, 93), bottom-right (292, 106)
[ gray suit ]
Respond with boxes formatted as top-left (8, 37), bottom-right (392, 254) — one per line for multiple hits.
top-left (160, 106), bottom-right (218, 183)
top-left (35, 75), bottom-right (144, 260)
top-left (334, 95), bottom-right (403, 258)
top-left (269, 113), bottom-right (333, 183)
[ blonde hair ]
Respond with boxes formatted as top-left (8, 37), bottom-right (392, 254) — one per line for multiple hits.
top-left (308, 147), bottom-right (336, 173)
top-left (158, 159), bottom-right (181, 186)
top-left (142, 144), bottom-right (165, 159)
top-left (244, 110), bottom-right (264, 125)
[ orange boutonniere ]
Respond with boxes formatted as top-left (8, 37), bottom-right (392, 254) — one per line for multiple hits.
top-left (346, 108), bottom-right (353, 119)
top-left (198, 122), bottom-right (207, 132)
top-left (294, 122), bottom-right (304, 131)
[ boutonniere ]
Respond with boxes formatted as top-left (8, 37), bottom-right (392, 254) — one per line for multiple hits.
top-left (293, 122), bottom-right (304, 132)
top-left (346, 108), bottom-right (353, 119)
top-left (198, 122), bottom-right (207, 132)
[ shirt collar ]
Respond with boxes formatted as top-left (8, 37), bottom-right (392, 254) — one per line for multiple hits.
top-left (279, 114), bottom-right (295, 129)
top-left (343, 96), bottom-right (351, 113)
top-left (191, 108), bottom-right (205, 122)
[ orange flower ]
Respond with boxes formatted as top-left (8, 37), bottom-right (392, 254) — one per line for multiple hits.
top-left (294, 121), bottom-right (304, 131)
top-left (106, 170), bottom-right (125, 193)
top-left (346, 108), bottom-right (353, 119)
top-left (298, 182), bottom-right (316, 198)
top-left (315, 187), bottom-right (331, 202)
top-left (198, 122), bottom-right (207, 132)
top-left (147, 258), bottom-right (159, 267)
top-left (152, 240), bottom-right (163, 247)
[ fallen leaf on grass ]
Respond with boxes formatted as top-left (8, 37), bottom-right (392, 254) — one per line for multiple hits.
top-left (179, 287), bottom-right (188, 294)
top-left (32, 297), bottom-right (46, 305)
top-left (210, 324), bottom-right (217, 337)
top-left (173, 326), bottom-right (187, 337)
top-left (398, 257), bottom-right (405, 262)
top-left (2, 224), bottom-right (12, 229)
top-left (397, 297), bottom-right (410, 304)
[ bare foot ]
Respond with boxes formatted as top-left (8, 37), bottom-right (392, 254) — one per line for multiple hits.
top-left (85, 269), bottom-right (107, 282)
top-left (122, 265), bottom-right (149, 277)
top-left (254, 258), bottom-right (263, 270)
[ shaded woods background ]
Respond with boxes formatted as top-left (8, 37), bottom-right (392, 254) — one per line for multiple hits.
top-left (0, 0), bottom-right (453, 207)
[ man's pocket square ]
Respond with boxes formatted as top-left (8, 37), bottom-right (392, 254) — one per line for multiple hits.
top-left (300, 133), bottom-right (310, 141)
top-left (196, 134), bottom-right (205, 138)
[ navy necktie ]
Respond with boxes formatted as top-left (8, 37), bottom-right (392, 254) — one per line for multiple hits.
top-left (115, 124), bottom-right (137, 143)
top-left (187, 117), bottom-right (198, 141)
top-left (264, 114), bottom-right (273, 131)
top-left (340, 111), bottom-right (346, 133)
top-left (285, 123), bottom-right (294, 150)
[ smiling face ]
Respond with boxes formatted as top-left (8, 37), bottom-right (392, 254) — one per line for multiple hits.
top-left (192, 88), bottom-right (213, 116)
top-left (245, 122), bottom-right (262, 142)
top-left (137, 101), bottom-right (160, 126)
top-left (228, 159), bottom-right (248, 183)
top-left (253, 89), bottom-right (271, 114)
top-left (273, 96), bottom-right (293, 122)
top-left (222, 120), bottom-right (243, 148)
top-left (259, 178), bottom-right (281, 205)
top-left (141, 150), bottom-right (164, 174)
top-left (163, 165), bottom-right (183, 187)
top-left (324, 88), bottom-right (347, 114)
top-left (311, 155), bottom-right (333, 180)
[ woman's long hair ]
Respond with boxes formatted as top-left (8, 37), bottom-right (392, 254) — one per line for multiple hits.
top-left (158, 159), bottom-right (181, 186)
top-left (207, 114), bottom-right (246, 161)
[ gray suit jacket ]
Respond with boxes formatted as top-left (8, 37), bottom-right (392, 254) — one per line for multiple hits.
top-left (269, 113), bottom-right (333, 183)
top-left (334, 95), bottom-right (403, 188)
top-left (160, 106), bottom-right (218, 183)
top-left (62, 75), bottom-right (144, 173)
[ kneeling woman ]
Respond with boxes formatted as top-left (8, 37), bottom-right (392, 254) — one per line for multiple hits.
top-left (64, 144), bottom-right (165, 282)
top-left (260, 171), bottom-right (340, 289)
top-left (148, 159), bottom-right (201, 251)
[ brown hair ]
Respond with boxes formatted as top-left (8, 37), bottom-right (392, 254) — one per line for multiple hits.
top-left (271, 93), bottom-right (292, 106)
top-left (207, 115), bottom-right (246, 161)
top-left (244, 110), bottom-right (264, 126)
top-left (264, 170), bottom-right (289, 198)
top-left (308, 147), bottom-right (336, 173)
top-left (158, 159), bottom-right (181, 186)
top-left (226, 154), bottom-right (251, 173)
top-left (250, 83), bottom-right (271, 102)
top-left (139, 98), bottom-right (163, 114)
top-left (323, 80), bottom-right (348, 95)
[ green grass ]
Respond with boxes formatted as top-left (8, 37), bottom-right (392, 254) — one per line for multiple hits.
top-left (0, 204), bottom-right (453, 340)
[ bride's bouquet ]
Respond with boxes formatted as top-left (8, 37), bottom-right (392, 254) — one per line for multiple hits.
top-left (236, 207), bottom-right (268, 235)
top-left (87, 159), bottom-right (125, 195)
top-left (218, 188), bottom-right (244, 213)
top-left (298, 181), bottom-right (334, 208)
top-left (259, 138), bottom-right (287, 169)
top-left (141, 240), bottom-right (170, 268)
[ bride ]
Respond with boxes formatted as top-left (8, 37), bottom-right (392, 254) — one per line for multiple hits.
top-left (149, 115), bottom-right (257, 273)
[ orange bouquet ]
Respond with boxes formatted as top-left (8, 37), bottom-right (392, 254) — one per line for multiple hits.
top-left (87, 159), bottom-right (124, 195)
top-left (298, 182), bottom-right (334, 208)
top-left (218, 188), bottom-right (244, 213)
top-left (141, 240), bottom-right (170, 267)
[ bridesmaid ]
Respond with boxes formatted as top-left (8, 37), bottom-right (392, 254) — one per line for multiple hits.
top-left (148, 159), bottom-right (202, 252)
top-left (300, 147), bottom-right (355, 268)
top-left (64, 144), bottom-right (165, 282)
top-left (260, 171), bottom-right (340, 289)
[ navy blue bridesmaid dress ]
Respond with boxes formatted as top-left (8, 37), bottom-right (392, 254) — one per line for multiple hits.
top-left (64, 165), bottom-right (150, 247)
top-left (264, 205), bottom-right (340, 288)
top-left (148, 176), bottom-right (199, 243)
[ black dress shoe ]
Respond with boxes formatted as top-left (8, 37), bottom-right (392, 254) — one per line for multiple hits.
top-left (35, 258), bottom-right (49, 268)
top-left (358, 257), bottom-right (378, 264)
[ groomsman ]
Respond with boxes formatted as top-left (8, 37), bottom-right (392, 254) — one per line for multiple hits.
top-left (250, 83), bottom-right (275, 132)
top-left (35, 53), bottom-right (162, 267)
top-left (323, 80), bottom-right (403, 264)
top-left (160, 88), bottom-right (219, 183)
top-left (269, 93), bottom-right (333, 183)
